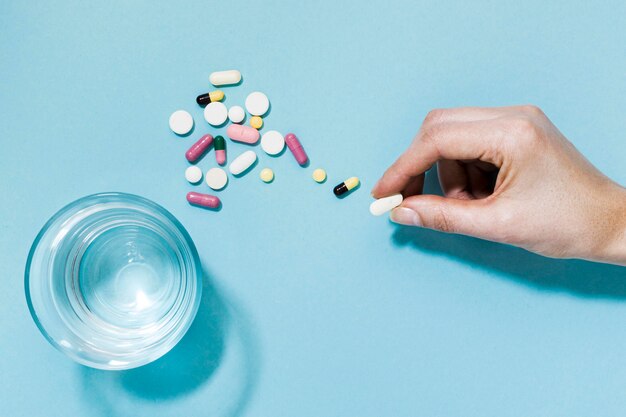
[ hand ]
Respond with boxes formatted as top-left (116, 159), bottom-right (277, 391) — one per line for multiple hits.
top-left (372, 105), bottom-right (626, 265)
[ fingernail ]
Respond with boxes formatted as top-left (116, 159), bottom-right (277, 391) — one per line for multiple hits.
top-left (389, 207), bottom-right (422, 226)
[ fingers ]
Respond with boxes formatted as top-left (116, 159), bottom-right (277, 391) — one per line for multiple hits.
top-left (437, 160), bottom-right (471, 200)
top-left (401, 175), bottom-right (425, 198)
top-left (372, 119), bottom-right (505, 198)
top-left (390, 194), bottom-right (500, 241)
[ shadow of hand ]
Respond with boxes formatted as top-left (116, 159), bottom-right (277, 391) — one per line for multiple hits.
top-left (393, 226), bottom-right (626, 299)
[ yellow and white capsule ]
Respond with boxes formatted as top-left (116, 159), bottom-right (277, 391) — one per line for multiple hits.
top-left (333, 177), bottom-right (359, 197)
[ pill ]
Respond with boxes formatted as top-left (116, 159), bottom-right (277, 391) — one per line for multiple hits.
top-left (228, 106), bottom-right (245, 124)
top-left (260, 130), bottom-right (285, 155)
top-left (196, 90), bottom-right (224, 106)
top-left (312, 168), bottom-right (326, 183)
top-left (227, 124), bottom-right (260, 144)
top-left (250, 116), bottom-right (263, 129)
top-left (333, 177), bottom-right (360, 197)
top-left (229, 150), bottom-right (257, 175)
top-left (245, 92), bottom-right (270, 116)
top-left (185, 166), bottom-right (203, 184)
top-left (259, 168), bottom-right (274, 183)
top-left (284, 133), bottom-right (309, 166)
top-left (204, 102), bottom-right (228, 126)
top-left (185, 134), bottom-right (213, 163)
top-left (169, 110), bottom-right (194, 135)
top-left (205, 167), bottom-right (228, 190)
top-left (209, 70), bottom-right (242, 86)
top-left (369, 194), bottom-right (403, 216)
top-left (214, 135), bottom-right (226, 165)
top-left (187, 192), bottom-right (221, 209)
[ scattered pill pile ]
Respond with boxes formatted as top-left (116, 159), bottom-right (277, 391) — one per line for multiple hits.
top-left (168, 69), bottom-right (362, 211)
top-left (169, 69), bottom-right (400, 216)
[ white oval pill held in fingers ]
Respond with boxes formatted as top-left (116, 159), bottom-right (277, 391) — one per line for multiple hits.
top-left (260, 130), bottom-right (285, 155)
top-left (228, 106), bottom-right (245, 124)
top-left (204, 102), bottom-right (228, 126)
top-left (205, 167), bottom-right (228, 190)
top-left (209, 70), bottom-right (242, 86)
top-left (369, 194), bottom-right (403, 216)
top-left (169, 110), bottom-right (194, 135)
top-left (185, 166), bottom-right (203, 184)
top-left (229, 150), bottom-right (257, 175)
top-left (245, 92), bottom-right (270, 116)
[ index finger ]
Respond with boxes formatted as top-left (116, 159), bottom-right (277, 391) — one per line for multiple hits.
top-left (371, 119), bottom-right (505, 198)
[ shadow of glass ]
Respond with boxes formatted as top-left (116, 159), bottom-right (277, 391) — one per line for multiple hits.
top-left (78, 265), bottom-right (261, 417)
top-left (117, 270), bottom-right (227, 398)
top-left (393, 167), bottom-right (626, 299)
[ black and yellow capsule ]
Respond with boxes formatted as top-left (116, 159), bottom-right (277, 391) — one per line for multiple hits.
top-left (333, 177), bottom-right (360, 197)
top-left (196, 90), bottom-right (225, 106)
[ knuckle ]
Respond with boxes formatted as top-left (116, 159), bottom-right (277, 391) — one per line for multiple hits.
top-left (510, 116), bottom-right (541, 143)
top-left (520, 104), bottom-right (544, 117)
top-left (423, 108), bottom-right (446, 127)
top-left (431, 205), bottom-right (455, 233)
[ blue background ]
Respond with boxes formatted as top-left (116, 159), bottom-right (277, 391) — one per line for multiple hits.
top-left (2, 0), bottom-right (626, 416)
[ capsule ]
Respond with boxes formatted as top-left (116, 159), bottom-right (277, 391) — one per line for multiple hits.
top-left (284, 133), bottom-right (308, 166)
top-left (186, 192), bottom-right (221, 209)
top-left (333, 177), bottom-right (360, 197)
top-left (214, 135), bottom-right (226, 165)
top-left (209, 70), bottom-right (242, 86)
top-left (185, 134), bottom-right (213, 163)
top-left (196, 90), bottom-right (224, 106)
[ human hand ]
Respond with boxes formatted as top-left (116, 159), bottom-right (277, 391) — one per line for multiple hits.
top-left (372, 105), bottom-right (626, 265)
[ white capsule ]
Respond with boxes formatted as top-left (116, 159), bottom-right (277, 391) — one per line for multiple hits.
top-left (209, 70), bottom-right (242, 86)
top-left (205, 167), bottom-right (228, 190)
top-left (229, 150), bottom-right (257, 176)
top-left (369, 194), bottom-right (403, 216)
top-left (245, 92), bottom-right (270, 116)
top-left (228, 105), bottom-right (245, 124)
top-left (185, 166), bottom-right (202, 184)
top-left (204, 102), bottom-right (228, 126)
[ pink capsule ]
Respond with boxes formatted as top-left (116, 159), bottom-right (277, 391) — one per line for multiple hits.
top-left (186, 192), bottom-right (221, 209)
top-left (185, 134), bottom-right (213, 163)
top-left (227, 124), bottom-right (260, 144)
top-left (285, 133), bottom-right (308, 166)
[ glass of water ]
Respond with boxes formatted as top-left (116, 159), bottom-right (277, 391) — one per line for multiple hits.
top-left (25, 193), bottom-right (202, 370)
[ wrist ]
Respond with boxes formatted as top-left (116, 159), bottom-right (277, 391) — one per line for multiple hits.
top-left (594, 184), bottom-right (626, 265)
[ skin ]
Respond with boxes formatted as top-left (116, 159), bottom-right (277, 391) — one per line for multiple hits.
top-left (372, 105), bottom-right (626, 266)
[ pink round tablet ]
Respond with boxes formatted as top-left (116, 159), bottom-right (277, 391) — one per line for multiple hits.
top-left (185, 134), bottom-right (213, 163)
top-left (186, 192), bottom-right (221, 209)
top-left (227, 124), bottom-right (260, 144)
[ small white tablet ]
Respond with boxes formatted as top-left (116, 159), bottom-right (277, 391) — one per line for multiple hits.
top-left (204, 102), bottom-right (228, 126)
top-left (245, 92), bottom-right (270, 116)
top-left (228, 106), bottom-right (245, 124)
top-left (260, 130), bottom-right (285, 155)
top-left (169, 110), bottom-right (193, 135)
top-left (185, 166), bottom-right (203, 184)
top-left (205, 167), bottom-right (228, 190)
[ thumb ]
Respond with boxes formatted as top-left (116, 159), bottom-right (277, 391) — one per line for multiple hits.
top-left (390, 195), bottom-right (498, 240)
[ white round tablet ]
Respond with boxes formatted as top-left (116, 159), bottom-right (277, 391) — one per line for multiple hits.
top-left (169, 110), bottom-right (194, 135)
top-left (204, 102), bottom-right (228, 126)
top-left (260, 130), bottom-right (285, 155)
top-left (245, 92), bottom-right (270, 116)
top-left (205, 167), bottom-right (228, 190)
top-left (185, 166), bottom-right (203, 184)
top-left (228, 105), bottom-right (245, 124)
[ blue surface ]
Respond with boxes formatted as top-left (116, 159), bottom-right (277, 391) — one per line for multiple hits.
top-left (1, 0), bottom-right (626, 416)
